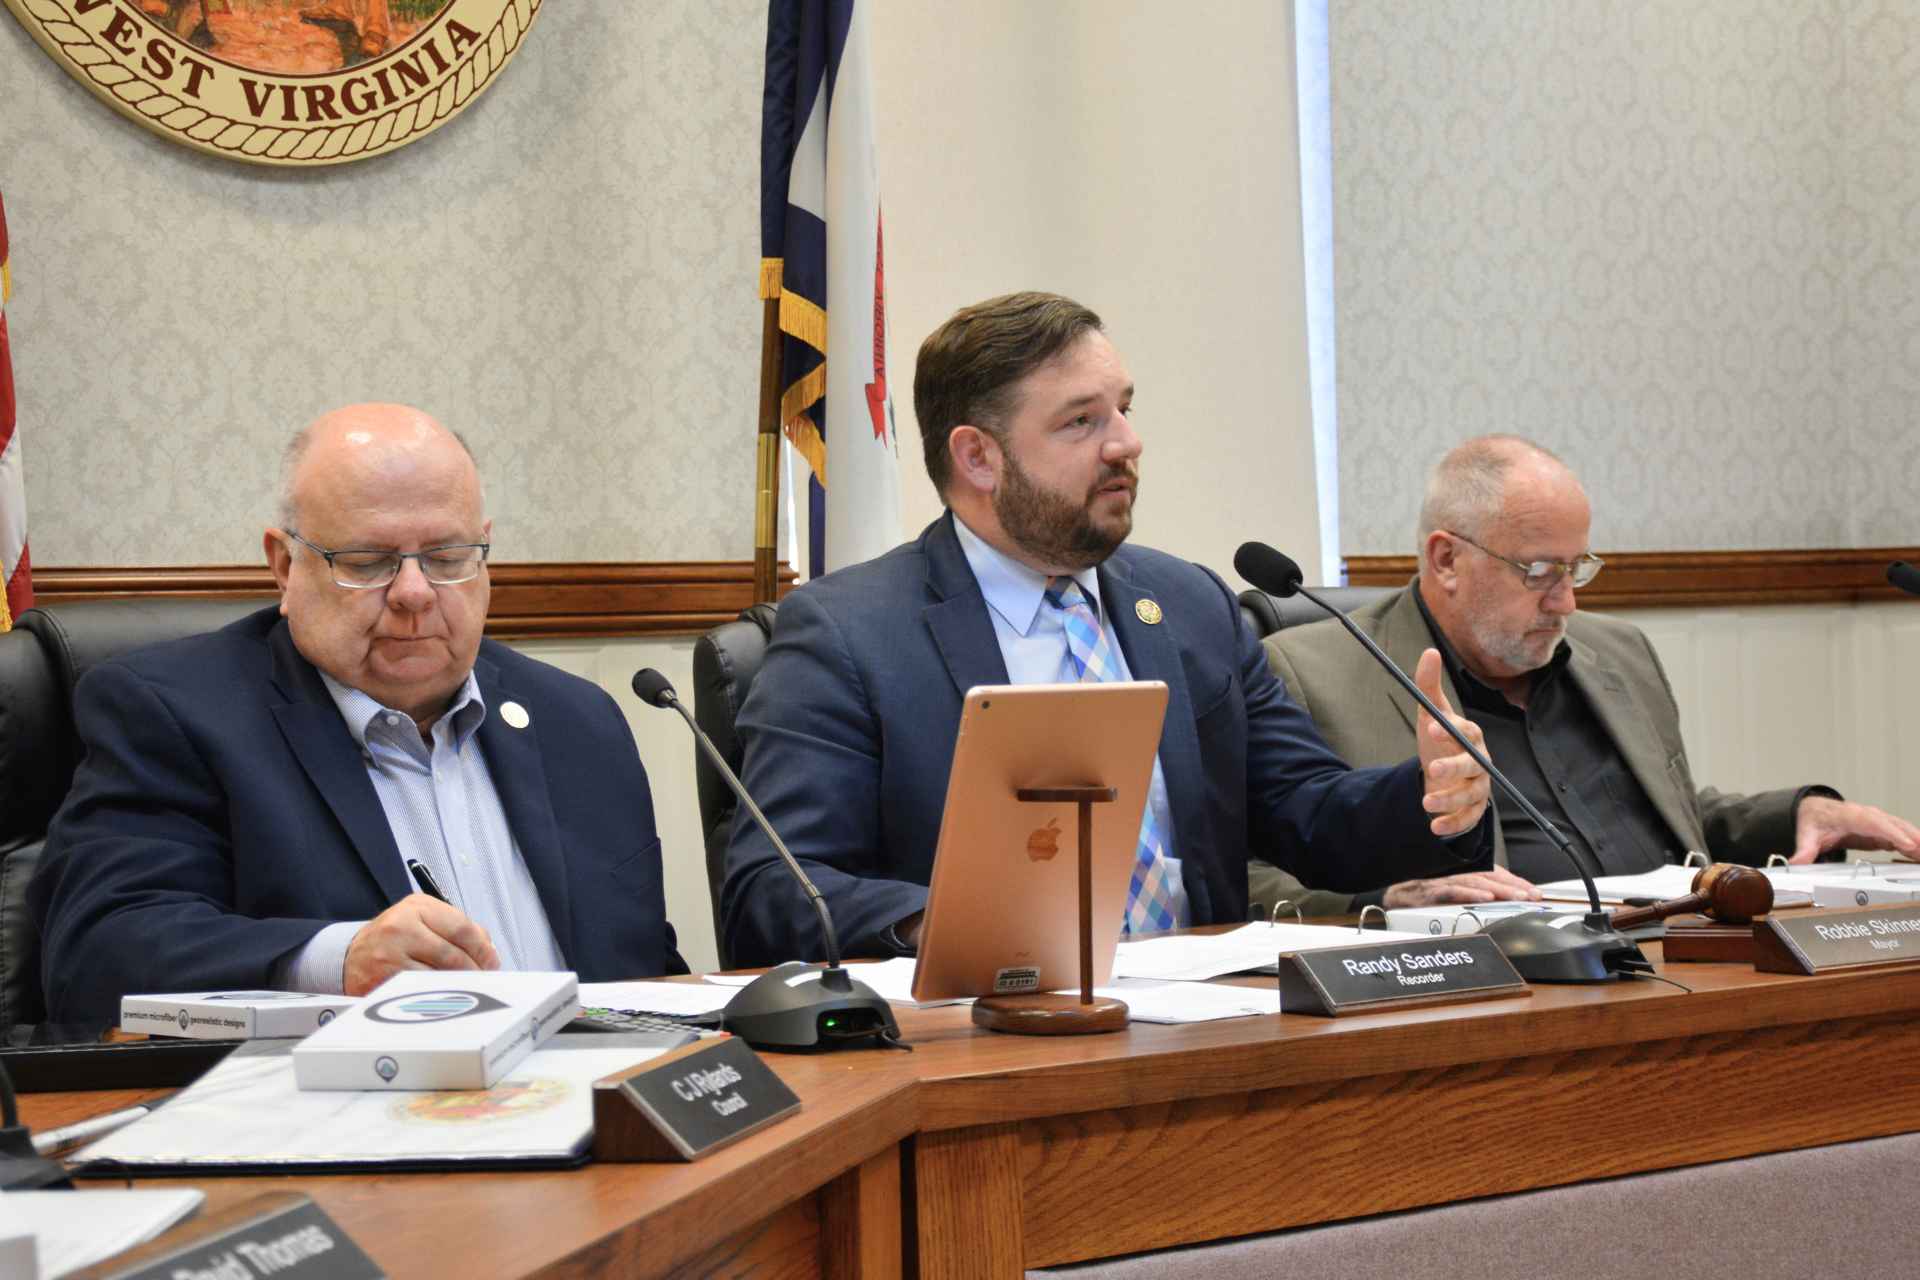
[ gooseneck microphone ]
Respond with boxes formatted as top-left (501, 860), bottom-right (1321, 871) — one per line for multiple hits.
top-left (631, 669), bottom-right (899, 1050)
top-left (1233, 542), bottom-right (1650, 983)
top-left (632, 668), bottom-right (840, 966)
top-left (1888, 562), bottom-right (1920, 597)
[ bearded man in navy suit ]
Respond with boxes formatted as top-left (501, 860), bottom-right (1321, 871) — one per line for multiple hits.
top-left (34, 404), bottom-right (681, 1023)
top-left (721, 292), bottom-right (1495, 968)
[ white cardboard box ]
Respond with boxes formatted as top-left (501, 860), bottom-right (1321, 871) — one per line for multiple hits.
top-left (120, 991), bottom-right (359, 1040)
top-left (292, 971), bottom-right (579, 1091)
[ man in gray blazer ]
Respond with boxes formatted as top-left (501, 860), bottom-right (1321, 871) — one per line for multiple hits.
top-left (1253, 435), bottom-right (1920, 916)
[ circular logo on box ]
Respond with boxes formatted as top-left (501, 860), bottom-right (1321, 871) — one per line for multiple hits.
top-left (374, 1055), bottom-right (399, 1082)
top-left (2, 0), bottom-right (541, 166)
top-left (176, 1008), bottom-right (190, 1031)
top-left (365, 989), bottom-right (508, 1024)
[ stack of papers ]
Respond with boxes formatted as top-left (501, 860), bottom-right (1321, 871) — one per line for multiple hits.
top-left (698, 959), bottom-right (1282, 1023)
top-left (1384, 901), bottom-right (1583, 937)
top-left (1772, 860), bottom-right (1920, 878)
top-left (1114, 922), bottom-right (1426, 981)
top-left (1537, 865), bottom-right (1814, 907)
top-left (1811, 875), bottom-right (1920, 907)
top-left (704, 958), bottom-right (973, 1008)
top-left (1, 1189), bottom-right (204, 1279)
top-left (578, 980), bottom-right (733, 1017)
top-left (1073, 979), bottom-right (1281, 1023)
top-left (71, 1039), bottom-right (668, 1173)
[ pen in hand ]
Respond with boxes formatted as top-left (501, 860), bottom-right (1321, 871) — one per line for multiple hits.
top-left (406, 859), bottom-right (450, 904)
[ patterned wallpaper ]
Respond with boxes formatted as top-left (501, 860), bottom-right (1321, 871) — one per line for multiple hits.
top-left (1331, 0), bottom-right (1920, 556)
top-left (0, 3), bottom-right (763, 565)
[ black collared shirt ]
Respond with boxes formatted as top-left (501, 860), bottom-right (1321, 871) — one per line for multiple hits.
top-left (1411, 587), bottom-right (1683, 885)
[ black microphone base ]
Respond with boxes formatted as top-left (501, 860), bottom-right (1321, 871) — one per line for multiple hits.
top-left (1483, 912), bottom-right (1653, 984)
top-left (0, 1125), bottom-right (69, 1189)
top-left (723, 961), bottom-right (902, 1052)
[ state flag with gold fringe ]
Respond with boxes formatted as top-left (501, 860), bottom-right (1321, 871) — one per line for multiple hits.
top-left (760, 0), bottom-right (898, 577)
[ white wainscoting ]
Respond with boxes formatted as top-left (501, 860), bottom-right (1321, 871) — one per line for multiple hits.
top-left (511, 636), bottom-right (720, 975)
top-left (516, 601), bottom-right (1920, 974)
top-left (1607, 603), bottom-right (1920, 826)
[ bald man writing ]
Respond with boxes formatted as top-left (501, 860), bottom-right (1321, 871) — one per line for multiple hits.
top-left (33, 405), bottom-right (682, 1024)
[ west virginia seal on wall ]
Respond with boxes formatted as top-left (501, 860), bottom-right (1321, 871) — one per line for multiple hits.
top-left (4, 0), bottom-right (540, 165)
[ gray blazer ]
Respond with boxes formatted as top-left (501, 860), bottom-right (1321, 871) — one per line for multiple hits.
top-left (1250, 585), bottom-right (1804, 916)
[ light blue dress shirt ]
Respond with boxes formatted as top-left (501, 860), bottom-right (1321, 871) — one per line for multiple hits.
top-left (273, 670), bottom-right (566, 993)
top-left (953, 517), bottom-right (1190, 927)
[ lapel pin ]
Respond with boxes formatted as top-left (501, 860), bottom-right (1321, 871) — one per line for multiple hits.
top-left (1135, 599), bottom-right (1163, 625)
top-left (501, 701), bottom-right (531, 730)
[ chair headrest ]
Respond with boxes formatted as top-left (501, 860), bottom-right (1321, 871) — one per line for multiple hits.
top-left (1235, 586), bottom-right (1394, 639)
top-left (0, 626), bottom-right (63, 844)
top-left (691, 603), bottom-right (780, 811)
top-left (15, 598), bottom-right (272, 811)
top-left (23, 597), bottom-right (271, 699)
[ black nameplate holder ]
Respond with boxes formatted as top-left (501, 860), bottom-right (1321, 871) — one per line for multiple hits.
top-left (591, 1035), bottom-right (801, 1162)
top-left (1276, 934), bottom-right (1530, 1017)
top-left (76, 1192), bottom-right (382, 1280)
top-left (1754, 904), bottom-right (1920, 974)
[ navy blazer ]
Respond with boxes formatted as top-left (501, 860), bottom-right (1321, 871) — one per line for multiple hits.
top-left (32, 608), bottom-right (683, 1024)
top-left (720, 514), bottom-right (1483, 967)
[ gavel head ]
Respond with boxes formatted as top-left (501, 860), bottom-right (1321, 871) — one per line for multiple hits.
top-left (1690, 863), bottom-right (1775, 923)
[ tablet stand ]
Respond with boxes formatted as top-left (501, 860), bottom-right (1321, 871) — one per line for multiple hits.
top-left (972, 786), bottom-right (1130, 1035)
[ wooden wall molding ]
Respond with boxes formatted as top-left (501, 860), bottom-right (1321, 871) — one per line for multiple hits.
top-left (34, 547), bottom-right (1919, 635)
top-left (1343, 547), bottom-right (1920, 610)
top-left (31, 561), bottom-right (797, 641)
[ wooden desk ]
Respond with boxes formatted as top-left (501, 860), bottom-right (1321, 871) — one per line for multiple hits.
top-left (29, 947), bottom-right (1920, 1278)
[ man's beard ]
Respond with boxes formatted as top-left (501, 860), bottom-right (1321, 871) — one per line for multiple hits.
top-left (1463, 602), bottom-right (1565, 676)
top-left (994, 448), bottom-right (1136, 571)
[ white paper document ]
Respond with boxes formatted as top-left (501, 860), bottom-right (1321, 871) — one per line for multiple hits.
top-left (848, 957), bottom-right (974, 1007)
top-left (4, 1188), bottom-right (204, 1279)
top-left (797, 957), bottom-right (973, 1008)
top-left (704, 960), bottom-right (974, 1007)
top-left (1811, 875), bottom-right (1920, 907)
top-left (1114, 922), bottom-right (1427, 981)
top-left (577, 980), bottom-right (734, 1017)
top-left (1067, 979), bottom-right (1281, 1023)
top-left (1385, 901), bottom-right (1584, 937)
top-left (1537, 865), bottom-right (1814, 906)
top-left (71, 1041), bottom-right (664, 1172)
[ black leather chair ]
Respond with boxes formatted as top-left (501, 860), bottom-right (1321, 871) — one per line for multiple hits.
top-left (1237, 585), bottom-right (1394, 640)
top-left (690, 602), bottom-right (779, 970)
top-left (0, 596), bottom-right (266, 1032)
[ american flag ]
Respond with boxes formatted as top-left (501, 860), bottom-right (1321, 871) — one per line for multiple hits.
top-left (0, 191), bottom-right (28, 632)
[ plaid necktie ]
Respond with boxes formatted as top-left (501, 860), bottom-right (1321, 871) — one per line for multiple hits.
top-left (1044, 577), bottom-right (1182, 934)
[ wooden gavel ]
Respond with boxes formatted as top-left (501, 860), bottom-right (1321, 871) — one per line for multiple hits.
top-left (1610, 863), bottom-right (1774, 930)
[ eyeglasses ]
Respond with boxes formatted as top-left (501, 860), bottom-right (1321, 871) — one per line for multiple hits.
top-left (1446, 530), bottom-right (1603, 591)
top-left (284, 530), bottom-right (490, 589)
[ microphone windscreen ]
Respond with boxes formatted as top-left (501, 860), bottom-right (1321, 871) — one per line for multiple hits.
top-left (1234, 542), bottom-right (1304, 598)
top-left (1888, 562), bottom-right (1920, 598)
top-left (631, 668), bottom-right (678, 708)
